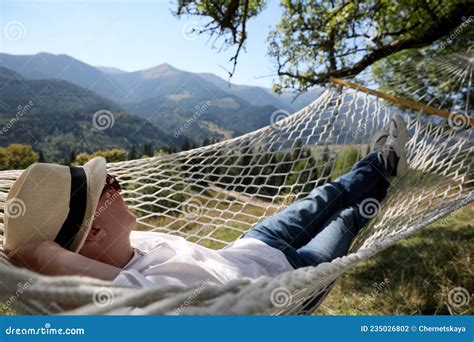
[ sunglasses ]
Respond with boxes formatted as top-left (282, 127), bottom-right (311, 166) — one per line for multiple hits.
top-left (100, 174), bottom-right (121, 197)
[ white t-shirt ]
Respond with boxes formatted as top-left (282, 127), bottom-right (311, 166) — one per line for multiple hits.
top-left (112, 230), bottom-right (294, 288)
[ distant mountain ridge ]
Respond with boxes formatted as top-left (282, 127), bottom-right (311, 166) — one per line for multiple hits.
top-left (0, 52), bottom-right (321, 144)
top-left (0, 66), bottom-right (174, 161)
top-left (0, 53), bottom-right (128, 102)
top-left (0, 52), bottom-right (319, 109)
top-left (195, 72), bottom-right (322, 112)
top-left (95, 66), bottom-right (127, 74)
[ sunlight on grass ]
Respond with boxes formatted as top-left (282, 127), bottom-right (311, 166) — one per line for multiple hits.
top-left (316, 204), bottom-right (473, 315)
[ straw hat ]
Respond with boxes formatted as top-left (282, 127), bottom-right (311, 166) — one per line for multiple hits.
top-left (3, 157), bottom-right (106, 253)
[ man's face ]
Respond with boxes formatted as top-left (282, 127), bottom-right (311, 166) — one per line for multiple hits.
top-left (78, 188), bottom-right (136, 267)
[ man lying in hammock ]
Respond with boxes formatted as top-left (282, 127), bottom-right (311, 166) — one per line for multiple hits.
top-left (4, 115), bottom-right (407, 288)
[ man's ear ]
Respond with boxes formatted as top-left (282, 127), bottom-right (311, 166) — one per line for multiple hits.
top-left (85, 226), bottom-right (106, 242)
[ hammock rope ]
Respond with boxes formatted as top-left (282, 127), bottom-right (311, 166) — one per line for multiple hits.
top-left (0, 48), bottom-right (472, 315)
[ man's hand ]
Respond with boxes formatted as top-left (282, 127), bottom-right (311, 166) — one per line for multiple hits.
top-left (7, 240), bottom-right (122, 280)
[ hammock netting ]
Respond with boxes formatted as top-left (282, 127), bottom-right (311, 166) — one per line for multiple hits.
top-left (0, 48), bottom-right (472, 315)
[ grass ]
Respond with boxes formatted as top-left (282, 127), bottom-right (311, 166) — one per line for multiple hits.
top-left (316, 204), bottom-right (473, 315)
top-left (135, 189), bottom-right (280, 249)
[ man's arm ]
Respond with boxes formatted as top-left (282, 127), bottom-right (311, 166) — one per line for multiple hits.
top-left (7, 240), bottom-right (121, 281)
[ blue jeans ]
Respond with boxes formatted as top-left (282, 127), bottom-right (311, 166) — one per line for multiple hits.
top-left (242, 153), bottom-right (391, 268)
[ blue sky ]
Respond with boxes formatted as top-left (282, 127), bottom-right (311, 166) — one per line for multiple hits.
top-left (0, 0), bottom-right (283, 87)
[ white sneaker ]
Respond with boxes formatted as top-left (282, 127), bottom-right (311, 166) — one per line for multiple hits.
top-left (378, 114), bottom-right (408, 177)
top-left (370, 129), bottom-right (389, 153)
top-left (389, 114), bottom-right (408, 143)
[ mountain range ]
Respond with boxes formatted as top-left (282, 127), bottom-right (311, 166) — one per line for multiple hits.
top-left (0, 52), bottom-right (321, 160)
top-left (0, 66), bottom-right (173, 161)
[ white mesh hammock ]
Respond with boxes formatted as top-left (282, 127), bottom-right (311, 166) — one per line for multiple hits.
top-left (0, 49), bottom-right (472, 315)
